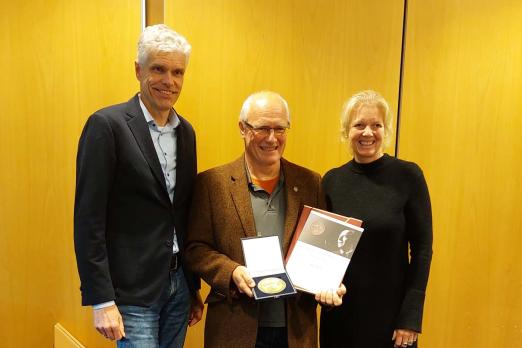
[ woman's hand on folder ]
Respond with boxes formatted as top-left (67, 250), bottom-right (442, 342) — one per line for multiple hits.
top-left (315, 283), bottom-right (346, 307)
top-left (232, 265), bottom-right (256, 297)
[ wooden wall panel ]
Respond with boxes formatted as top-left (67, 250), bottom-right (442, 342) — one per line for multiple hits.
top-left (400, 0), bottom-right (522, 346)
top-left (165, 1), bottom-right (404, 347)
top-left (166, 0), bottom-right (403, 175)
top-left (0, 1), bottom-right (140, 347)
top-left (54, 324), bottom-right (85, 348)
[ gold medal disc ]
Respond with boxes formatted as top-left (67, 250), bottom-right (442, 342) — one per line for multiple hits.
top-left (258, 277), bottom-right (287, 294)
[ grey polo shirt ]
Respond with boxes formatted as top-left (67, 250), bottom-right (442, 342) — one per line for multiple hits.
top-left (246, 163), bottom-right (287, 328)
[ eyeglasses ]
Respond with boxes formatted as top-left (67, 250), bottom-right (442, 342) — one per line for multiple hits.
top-left (243, 121), bottom-right (290, 137)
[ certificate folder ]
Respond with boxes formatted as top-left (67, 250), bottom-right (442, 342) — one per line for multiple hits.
top-left (241, 236), bottom-right (297, 301)
top-left (285, 206), bottom-right (364, 294)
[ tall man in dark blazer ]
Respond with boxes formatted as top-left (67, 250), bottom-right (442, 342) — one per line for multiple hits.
top-left (184, 91), bottom-right (346, 348)
top-left (74, 24), bottom-right (203, 347)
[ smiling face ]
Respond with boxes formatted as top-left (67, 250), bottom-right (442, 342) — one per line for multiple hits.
top-left (240, 93), bottom-right (290, 174)
top-left (135, 50), bottom-right (186, 122)
top-left (348, 104), bottom-right (385, 163)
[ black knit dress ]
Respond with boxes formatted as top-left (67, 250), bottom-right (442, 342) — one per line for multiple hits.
top-left (320, 154), bottom-right (433, 348)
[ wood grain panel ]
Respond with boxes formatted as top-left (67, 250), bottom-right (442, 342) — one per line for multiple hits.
top-left (0, 1), bottom-right (140, 347)
top-left (400, 0), bottom-right (522, 346)
top-left (54, 323), bottom-right (85, 348)
top-left (166, 0), bottom-right (404, 175)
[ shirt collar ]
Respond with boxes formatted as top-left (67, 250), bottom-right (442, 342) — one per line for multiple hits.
top-left (138, 94), bottom-right (180, 129)
top-left (244, 156), bottom-right (285, 193)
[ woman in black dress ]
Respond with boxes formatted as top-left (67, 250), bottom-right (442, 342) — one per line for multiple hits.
top-left (320, 90), bottom-right (433, 348)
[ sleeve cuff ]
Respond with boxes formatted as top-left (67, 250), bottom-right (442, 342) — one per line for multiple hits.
top-left (396, 289), bottom-right (426, 332)
top-left (92, 301), bottom-right (115, 310)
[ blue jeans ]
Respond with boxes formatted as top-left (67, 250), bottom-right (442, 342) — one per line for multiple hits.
top-left (117, 267), bottom-right (191, 348)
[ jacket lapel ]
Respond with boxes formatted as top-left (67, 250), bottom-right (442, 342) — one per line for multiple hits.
top-left (228, 157), bottom-right (303, 246)
top-left (229, 157), bottom-right (257, 238)
top-left (281, 159), bottom-right (302, 254)
top-left (172, 113), bottom-right (186, 208)
top-left (125, 95), bottom-right (170, 200)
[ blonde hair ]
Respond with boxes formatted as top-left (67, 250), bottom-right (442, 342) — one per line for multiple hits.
top-left (340, 90), bottom-right (393, 149)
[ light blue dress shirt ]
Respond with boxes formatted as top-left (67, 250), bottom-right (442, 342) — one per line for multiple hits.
top-left (138, 96), bottom-right (180, 254)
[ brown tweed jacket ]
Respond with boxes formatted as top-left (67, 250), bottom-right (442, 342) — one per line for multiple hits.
top-left (185, 156), bottom-right (323, 348)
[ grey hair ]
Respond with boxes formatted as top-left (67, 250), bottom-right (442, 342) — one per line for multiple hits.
top-left (340, 90), bottom-right (393, 147)
top-left (137, 24), bottom-right (191, 66)
top-left (239, 91), bottom-right (291, 123)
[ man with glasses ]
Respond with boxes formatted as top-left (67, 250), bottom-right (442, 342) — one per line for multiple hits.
top-left (184, 91), bottom-right (345, 348)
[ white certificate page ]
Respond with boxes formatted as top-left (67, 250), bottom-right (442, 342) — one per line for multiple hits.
top-left (242, 236), bottom-right (285, 277)
top-left (286, 210), bottom-right (363, 294)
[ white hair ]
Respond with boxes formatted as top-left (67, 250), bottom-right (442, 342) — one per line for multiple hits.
top-left (137, 24), bottom-right (191, 66)
top-left (239, 91), bottom-right (291, 123)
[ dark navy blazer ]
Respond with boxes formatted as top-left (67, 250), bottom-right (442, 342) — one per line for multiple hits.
top-left (74, 94), bottom-right (198, 306)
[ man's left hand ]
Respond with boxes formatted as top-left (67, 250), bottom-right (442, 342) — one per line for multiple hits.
top-left (315, 283), bottom-right (346, 307)
top-left (188, 291), bottom-right (204, 327)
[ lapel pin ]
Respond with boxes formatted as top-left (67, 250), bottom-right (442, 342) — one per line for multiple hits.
top-left (293, 186), bottom-right (298, 192)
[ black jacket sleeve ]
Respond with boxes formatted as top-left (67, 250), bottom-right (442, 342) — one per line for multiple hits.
top-left (74, 113), bottom-right (116, 305)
